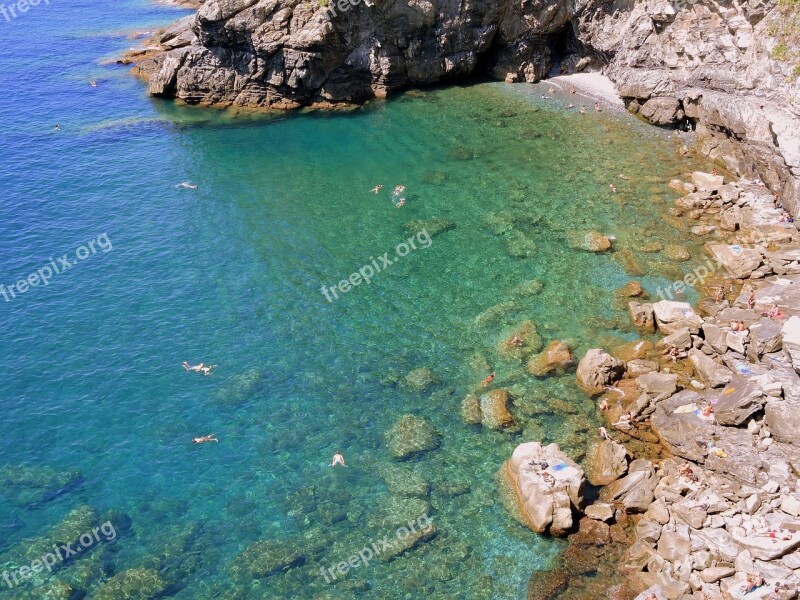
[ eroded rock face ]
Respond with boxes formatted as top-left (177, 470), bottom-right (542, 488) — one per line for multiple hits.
top-left (505, 442), bottom-right (585, 536)
top-left (134, 0), bottom-right (800, 215)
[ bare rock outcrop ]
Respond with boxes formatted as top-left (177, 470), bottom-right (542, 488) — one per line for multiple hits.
top-left (130, 0), bottom-right (800, 215)
top-left (505, 442), bottom-right (585, 536)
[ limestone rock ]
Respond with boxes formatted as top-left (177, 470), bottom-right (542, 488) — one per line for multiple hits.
top-left (691, 171), bottom-right (725, 191)
top-left (653, 301), bottom-right (703, 335)
top-left (584, 503), bottom-right (614, 522)
top-left (584, 231), bottom-right (613, 252)
top-left (714, 376), bottom-right (765, 426)
top-left (505, 442), bottom-right (585, 536)
top-left (576, 349), bottom-right (626, 395)
top-left (629, 301), bottom-right (656, 332)
top-left (708, 244), bottom-right (764, 279)
top-left (640, 96), bottom-right (683, 126)
top-left (636, 371), bottom-right (678, 402)
top-left (747, 317), bottom-right (783, 360)
top-left (527, 340), bottom-right (575, 377)
top-left (479, 389), bottom-right (516, 430)
top-left (688, 349), bottom-right (732, 388)
top-left (584, 440), bottom-right (628, 486)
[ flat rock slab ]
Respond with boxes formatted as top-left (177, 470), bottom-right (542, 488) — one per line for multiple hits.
top-left (708, 243), bottom-right (764, 279)
top-left (651, 390), bottom-right (714, 462)
top-left (731, 528), bottom-right (800, 560)
top-left (714, 376), bottom-right (765, 426)
top-left (653, 301), bottom-right (703, 335)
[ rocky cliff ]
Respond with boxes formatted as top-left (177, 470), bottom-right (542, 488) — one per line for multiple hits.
top-left (132, 0), bottom-right (800, 214)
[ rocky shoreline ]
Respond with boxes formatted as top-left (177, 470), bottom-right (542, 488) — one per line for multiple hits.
top-left (125, 0), bottom-right (800, 215)
top-left (503, 172), bottom-right (800, 599)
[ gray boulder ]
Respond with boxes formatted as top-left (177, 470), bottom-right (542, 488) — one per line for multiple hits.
top-left (713, 376), bottom-right (765, 426)
top-left (576, 349), bottom-right (625, 395)
top-left (688, 349), bottom-right (732, 388)
top-left (505, 442), bottom-right (585, 536)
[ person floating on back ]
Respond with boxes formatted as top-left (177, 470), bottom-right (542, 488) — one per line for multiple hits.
top-left (192, 434), bottom-right (218, 444)
top-left (330, 452), bottom-right (346, 467)
top-left (182, 361), bottom-right (216, 376)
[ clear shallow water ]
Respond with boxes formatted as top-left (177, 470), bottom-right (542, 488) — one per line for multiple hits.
top-left (0, 2), bottom-right (711, 598)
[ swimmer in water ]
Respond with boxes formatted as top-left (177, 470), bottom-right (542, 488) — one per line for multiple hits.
top-left (54, 124), bottom-right (61, 131)
top-left (567, 103), bottom-right (575, 109)
top-left (182, 361), bottom-right (216, 376)
top-left (330, 451), bottom-right (346, 467)
top-left (370, 184), bottom-right (383, 194)
top-left (394, 185), bottom-right (405, 194)
top-left (579, 106), bottom-right (586, 115)
top-left (540, 95), bottom-right (552, 100)
top-left (548, 86), bottom-right (555, 94)
top-left (90, 80), bottom-right (97, 87)
top-left (569, 86), bottom-right (576, 94)
top-left (609, 183), bottom-right (617, 193)
top-left (192, 434), bottom-right (218, 444)
top-left (177, 182), bottom-right (198, 190)
top-left (396, 198), bottom-right (405, 208)
top-left (595, 102), bottom-right (601, 112)
top-left (480, 373), bottom-right (495, 387)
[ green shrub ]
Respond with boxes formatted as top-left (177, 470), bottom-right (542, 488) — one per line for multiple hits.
top-left (772, 42), bottom-right (790, 60)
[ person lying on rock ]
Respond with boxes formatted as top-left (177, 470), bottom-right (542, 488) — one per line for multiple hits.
top-left (677, 462), bottom-right (698, 482)
top-left (742, 573), bottom-right (766, 594)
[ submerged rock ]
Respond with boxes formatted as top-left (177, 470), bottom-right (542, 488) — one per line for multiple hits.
top-left (404, 218), bottom-right (455, 238)
top-left (401, 367), bottom-right (439, 392)
top-left (94, 568), bottom-right (169, 600)
top-left (377, 463), bottom-right (430, 498)
top-left (215, 368), bottom-right (266, 406)
top-left (510, 279), bottom-right (544, 297)
top-left (366, 495), bottom-right (430, 530)
top-left (479, 389), bottom-right (516, 430)
top-left (229, 540), bottom-right (305, 580)
top-left (0, 464), bottom-right (84, 508)
top-left (384, 415), bottom-right (441, 459)
top-left (584, 231), bottom-right (613, 252)
top-left (460, 394), bottom-right (482, 425)
top-left (527, 340), bottom-right (575, 377)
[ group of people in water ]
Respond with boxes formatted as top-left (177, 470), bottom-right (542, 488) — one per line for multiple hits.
top-left (183, 361), bottom-right (218, 444)
top-left (541, 84), bottom-right (603, 115)
top-left (370, 184), bottom-right (406, 207)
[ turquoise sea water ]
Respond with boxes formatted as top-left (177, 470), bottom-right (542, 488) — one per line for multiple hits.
top-left (0, 2), bottom-right (712, 598)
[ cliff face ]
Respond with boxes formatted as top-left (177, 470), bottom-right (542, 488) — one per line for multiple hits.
top-left (135, 0), bottom-right (800, 214)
